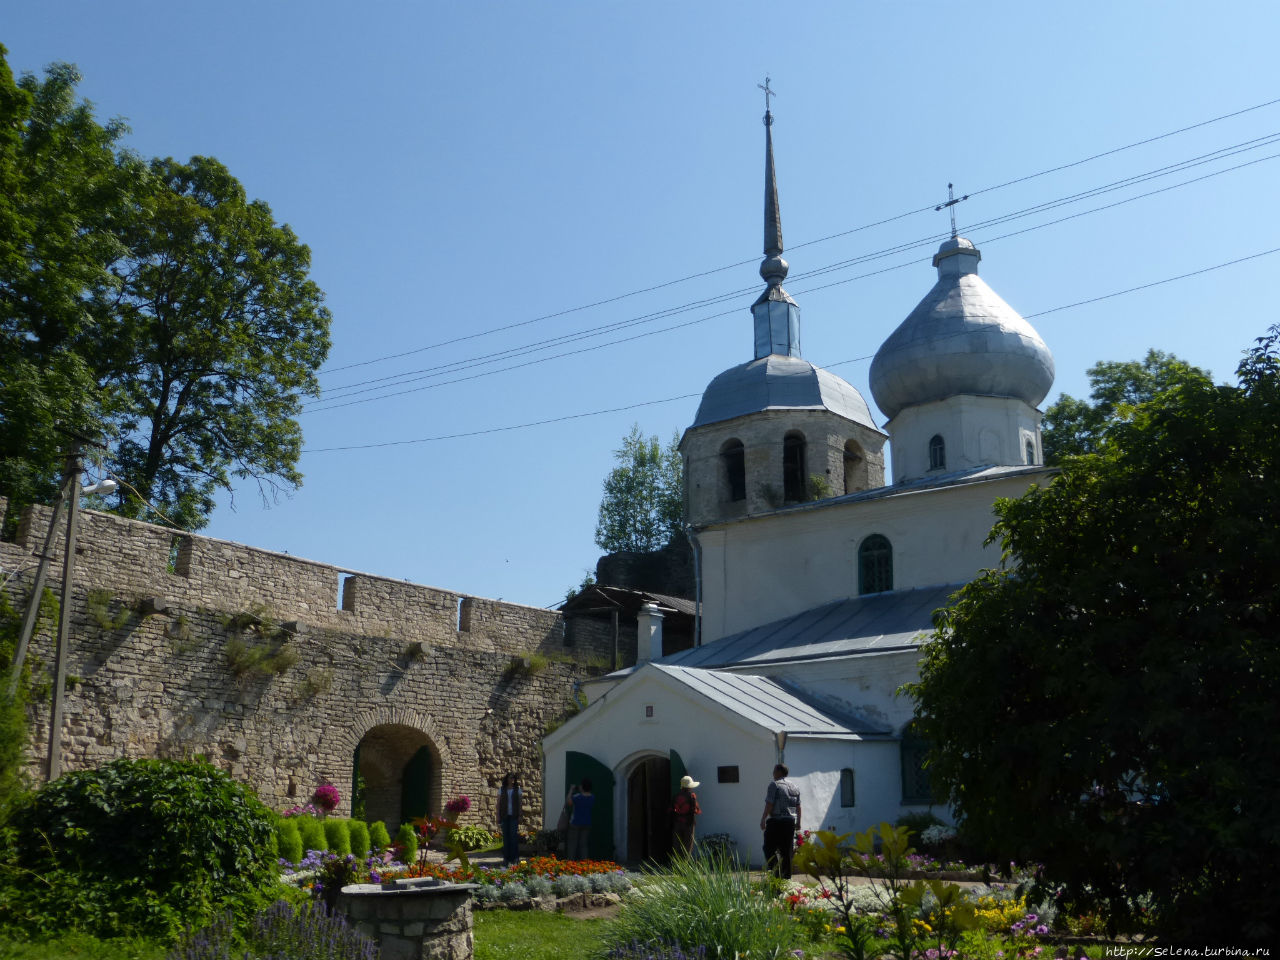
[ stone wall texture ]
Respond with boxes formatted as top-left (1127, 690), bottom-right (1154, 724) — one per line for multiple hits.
top-left (0, 496), bottom-right (608, 832)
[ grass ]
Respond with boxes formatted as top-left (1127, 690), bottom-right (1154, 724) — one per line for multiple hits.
top-left (0, 931), bottom-right (166, 960)
top-left (474, 909), bottom-right (612, 960)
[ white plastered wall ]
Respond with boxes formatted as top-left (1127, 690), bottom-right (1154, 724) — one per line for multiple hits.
top-left (887, 395), bottom-right (1043, 484)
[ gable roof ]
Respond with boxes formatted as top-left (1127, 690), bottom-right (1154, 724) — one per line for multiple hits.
top-left (648, 663), bottom-right (890, 738)
top-left (665, 583), bottom-right (958, 670)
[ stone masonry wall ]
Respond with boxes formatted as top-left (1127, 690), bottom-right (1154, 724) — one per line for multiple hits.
top-left (0, 496), bottom-right (610, 833)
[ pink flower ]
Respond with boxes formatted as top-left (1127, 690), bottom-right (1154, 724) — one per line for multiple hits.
top-left (313, 783), bottom-right (341, 813)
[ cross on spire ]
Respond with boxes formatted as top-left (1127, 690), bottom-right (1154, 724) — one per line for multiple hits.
top-left (758, 76), bottom-right (776, 124)
top-left (935, 182), bottom-right (970, 238)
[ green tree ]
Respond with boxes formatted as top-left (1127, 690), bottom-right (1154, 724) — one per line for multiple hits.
top-left (594, 425), bottom-right (683, 553)
top-left (1041, 348), bottom-right (1211, 462)
top-left (0, 51), bottom-right (136, 513)
top-left (908, 328), bottom-right (1280, 945)
top-left (0, 51), bottom-right (331, 530)
top-left (92, 155), bottom-right (331, 528)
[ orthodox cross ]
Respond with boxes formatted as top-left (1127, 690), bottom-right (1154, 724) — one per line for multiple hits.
top-left (758, 76), bottom-right (776, 124)
top-left (935, 182), bottom-right (969, 238)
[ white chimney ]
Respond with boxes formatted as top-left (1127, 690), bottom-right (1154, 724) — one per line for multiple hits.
top-left (636, 602), bottom-right (665, 664)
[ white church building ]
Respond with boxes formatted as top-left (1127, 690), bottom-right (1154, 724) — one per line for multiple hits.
top-left (543, 104), bottom-right (1056, 866)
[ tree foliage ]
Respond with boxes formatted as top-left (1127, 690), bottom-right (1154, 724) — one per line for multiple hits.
top-left (908, 328), bottom-right (1280, 944)
top-left (0, 48), bottom-right (330, 529)
top-left (594, 424), bottom-right (683, 553)
top-left (1041, 348), bottom-right (1211, 463)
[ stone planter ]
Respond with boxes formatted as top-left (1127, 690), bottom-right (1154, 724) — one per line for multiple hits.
top-left (338, 879), bottom-right (479, 960)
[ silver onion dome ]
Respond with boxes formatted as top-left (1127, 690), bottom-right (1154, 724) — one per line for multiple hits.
top-left (691, 354), bottom-right (878, 429)
top-left (869, 237), bottom-right (1054, 420)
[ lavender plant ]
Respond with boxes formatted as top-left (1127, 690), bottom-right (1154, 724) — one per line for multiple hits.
top-left (168, 899), bottom-right (377, 960)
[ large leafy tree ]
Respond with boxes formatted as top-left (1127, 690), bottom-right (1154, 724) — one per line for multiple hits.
top-left (0, 50), bottom-right (330, 529)
top-left (1041, 349), bottom-right (1210, 463)
top-left (594, 425), bottom-right (683, 553)
top-left (908, 329), bottom-right (1280, 944)
top-left (0, 51), bottom-right (136, 511)
top-left (92, 156), bottom-right (330, 528)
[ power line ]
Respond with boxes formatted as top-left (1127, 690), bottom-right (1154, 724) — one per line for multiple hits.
top-left (316, 95), bottom-right (1280, 379)
top-left (301, 243), bottom-right (1280, 453)
top-left (304, 147), bottom-right (1280, 414)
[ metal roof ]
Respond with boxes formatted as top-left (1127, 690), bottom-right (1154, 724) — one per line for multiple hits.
top-left (648, 663), bottom-right (889, 737)
top-left (663, 584), bottom-right (960, 669)
top-left (690, 354), bottom-right (879, 430)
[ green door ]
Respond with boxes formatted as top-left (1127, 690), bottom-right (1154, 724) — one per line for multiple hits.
top-left (401, 746), bottom-right (432, 823)
top-left (669, 748), bottom-right (687, 800)
top-left (566, 750), bottom-right (616, 861)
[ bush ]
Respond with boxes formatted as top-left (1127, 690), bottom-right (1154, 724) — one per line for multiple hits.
top-left (526, 874), bottom-right (553, 898)
top-left (324, 819), bottom-right (351, 857)
top-left (552, 873), bottom-right (589, 897)
top-left (168, 898), bottom-right (376, 960)
top-left (296, 815), bottom-right (327, 855)
top-left (894, 811), bottom-right (943, 839)
top-left (603, 853), bottom-right (800, 959)
top-left (277, 818), bottom-right (304, 865)
top-left (348, 820), bottom-right (370, 858)
top-left (497, 881), bottom-right (529, 903)
top-left (449, 824), bottom-right (499, 851)
top-left (394, 822), bottom-right (418, 862)
top-left (0, 757), bottom-right (276, 939)
top-left (368, 820), bottom-right (391, 853)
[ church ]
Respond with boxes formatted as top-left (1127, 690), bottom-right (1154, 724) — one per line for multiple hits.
top-left (542, 101), bottom-right (1056, 866)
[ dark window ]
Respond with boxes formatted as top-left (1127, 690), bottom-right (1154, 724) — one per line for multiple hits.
top-left (843, 440), bottom-right (864, 495)
top-left (721, 439), bottom-right (746, 502)
top-left (929, 434), bottom-right (946, 471)
top-left (840, 767), bottom-right (855, 807)
top-left (783, 431), bottom-right (806, 502)
top-left (457, 597), bottom-right (473, 632)
top-left (1025, 439), bottom-right (1036, 465)
top-left (900, 722), bottom-right (933, 804)
top-left (168, 535), bottom-right (193, 577)
top-left (858, 534), bottom-right (893, 594)
top-left (717, 765), bottom-right (740, 784)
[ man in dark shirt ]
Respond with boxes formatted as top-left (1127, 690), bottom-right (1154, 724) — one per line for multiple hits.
top-left (760, 763), bottom-right (802, 878)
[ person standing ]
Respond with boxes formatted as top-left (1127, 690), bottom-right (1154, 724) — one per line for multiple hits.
top-left (671, 774), bottom-right (701, 857)
top-left (760, 763), bottom-right (801, 878)
top-left (497, 772), bottom-right (523, 866)
top-left (566, 778), bottom-right (595, 860)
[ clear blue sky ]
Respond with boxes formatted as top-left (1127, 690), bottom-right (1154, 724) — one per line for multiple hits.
top-left (6, 2), bottom-right (1278, 608)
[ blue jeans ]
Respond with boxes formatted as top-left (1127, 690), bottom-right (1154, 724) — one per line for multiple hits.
top-left (501, 816), bottom-right (520, 864)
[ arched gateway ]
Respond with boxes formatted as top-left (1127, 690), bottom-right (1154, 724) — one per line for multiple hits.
top-left (340, 707), bottom-right (450, 831)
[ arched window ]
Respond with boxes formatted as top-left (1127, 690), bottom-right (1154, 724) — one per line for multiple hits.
top-left (1025, 439), bottom-right (1036, 465)
top-left (783, 431), bottom-right (806, 502)
top-left (720, 439), bottom-right (746, 502)
top-left (900, 721), bottom-right (933, 804)
top-left (858, 534), bottom-right (893, 594)
top-left (928, 434), bottom-right (946, 471)
top-left (840, 767), bottom-right (855, 807)
top-left (843, 440), bottom-right (865, 495)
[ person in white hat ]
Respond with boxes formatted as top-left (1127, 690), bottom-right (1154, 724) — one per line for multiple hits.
top-left (671, 774), bottom-right (702, 856)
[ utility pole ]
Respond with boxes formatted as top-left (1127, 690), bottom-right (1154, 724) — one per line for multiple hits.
top-left (6, 480), bottom-right (70, 699)
top-left (46, 444), bottom-right (84, 781)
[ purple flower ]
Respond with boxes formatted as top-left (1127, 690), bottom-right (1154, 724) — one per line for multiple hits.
top-left (313, 783), bottom-right (341, 813)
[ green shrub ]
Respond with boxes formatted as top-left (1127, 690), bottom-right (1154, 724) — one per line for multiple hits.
top-left (0, 757), bottom-right (276, 939)
top-left (449, 823), bottom-right (500, 851)
top-left (296, 815), bottom-right (327, 854)
top-left (323, 819), bottom-right (351, 858)
top-left (894, 810), bottom-right (943, 840)
top-left (394, 822), bottom-right (418, 862)
top-left (348, 820), bottom-right (370, 858)
top-left (277, 818), bottom-right (304, 865)
top-left (368, 820), bottom-right (391, 853)
top-left (603, 853), bottom-right (800, 959)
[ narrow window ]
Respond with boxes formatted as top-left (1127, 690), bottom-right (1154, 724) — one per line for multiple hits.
top-left (457, 597), bottom-right (473, 632)
top-left (721, 439), bottom-right (746, 502)
top-left (900, 722), bottom-right (933, 804)
top-left (783, 431), bottom-right (806, 502)
top-left (168, 535), bottom-right (193, 577)
top-left (858, 534), bottom-right (893, 594)
top-left (1025, 439), bottom-right (1036, 465)
top-left (843, 440), bottom-right (864, 495)
top-left (840, 767), bottom-right (855, 807)
top-left (929, 434), bottom-right (946, 471)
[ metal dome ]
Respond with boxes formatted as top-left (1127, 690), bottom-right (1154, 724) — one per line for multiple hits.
top-left (869, 238), bottom-right (1054, 420)
top-left (691, 354), bottom-right (878, 429)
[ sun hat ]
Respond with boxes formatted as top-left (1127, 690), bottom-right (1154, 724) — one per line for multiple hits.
top-left (680, 775), bottom-right (700, 789)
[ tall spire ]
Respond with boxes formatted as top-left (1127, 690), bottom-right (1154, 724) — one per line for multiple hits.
top-left (751, 78), bottom-right (800, 359)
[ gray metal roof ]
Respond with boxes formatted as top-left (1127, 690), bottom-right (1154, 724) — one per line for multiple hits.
top-left (869, 237), bottom-right (1054, 420)
top-left (648, 663), bottom-right (889, 737)
top-left (663, 584), bottom-right (959, 669)
top-left (691, 354), bottom-right (878, 430)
